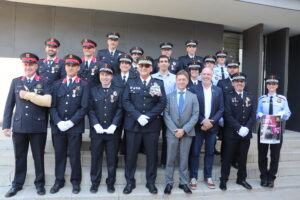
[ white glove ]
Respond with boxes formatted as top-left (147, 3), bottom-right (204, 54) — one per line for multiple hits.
top-left (57, 121), bottom-right (68, 132)
top-left (219, 118), bottom-right (224, 127)
top-left (137, 115), bottom-right (150, 126)
top-left (105, 124), bottom-right (117, 134)
top-left (257, 112), bottom-right (264, 118)
top-left (277, 111), bottom-right (285, 119)
top-left (238, 126), bottom-right (249, 137)
top-left (94, 124), bottom-right (104, 134)
top-left (65, 120), bottom-right (74, 130)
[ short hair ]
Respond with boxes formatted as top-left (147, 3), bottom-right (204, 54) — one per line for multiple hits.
top-left (176, 70), bottom-right (189, 80)
top-left (158, 55), bottom-right (170, 63)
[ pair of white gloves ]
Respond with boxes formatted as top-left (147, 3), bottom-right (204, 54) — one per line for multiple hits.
top-left (93, 124), bottom-right (117, 134)
top-left (238, 126), bottom-right (249, 137)
top-left (257, 111), bottom-right (285, 118)
top-left (137, 115), bottom-right (150, 126)
top-left (57, 120), bottom-right (74, 132)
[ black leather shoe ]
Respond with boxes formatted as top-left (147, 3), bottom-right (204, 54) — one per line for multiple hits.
top-left (36, 186), bottom-right (46, 195)
top-left (50, 184), bottom-right (63, 194)
top-left (236, 180), bottom-right (252, 190)
top-left (146, 183), bottom-right (158, 194)
top-left (260, 179), bottom-right (268, 187)
top-left (90, 183), bottom-right (99, 193)
top-left (164, 184), bottom-right (173, 194)
top-left (179, 184), bottom-right (192, 194)
top-left (5, 187), bottom-right (22, 198)
top-left (267, 180), bottom-right (274, 188)
top-left (107, 184), bottom-right (115, 193)
top-left (72, 185), bottom-right (81, 194)
top-left (123, 183), bottom-right (136, 194)
top-left (219, 181), bottom-right (227, 191)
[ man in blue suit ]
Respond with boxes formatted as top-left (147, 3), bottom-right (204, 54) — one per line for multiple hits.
top-left (97, 32), bottom-right (124, 74)
top-left (189, 67), bottom-right (224, 190)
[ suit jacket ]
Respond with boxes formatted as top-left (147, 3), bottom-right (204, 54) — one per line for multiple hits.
top-left (97, 48), bottom-right (124, 74)
top-left (50, 76), bottom-right (89, 134)
top-left (122, 77), bottom-right (166, 133)
top-left (224, 91), bottom-right (257, 139)
top-left (163, 90), bottom-right (199, 137)
top-left (190, 84), bottom-right (224, 132)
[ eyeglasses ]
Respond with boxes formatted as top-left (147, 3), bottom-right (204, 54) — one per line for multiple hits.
top-left (139, 64), bottom-right (151, 68)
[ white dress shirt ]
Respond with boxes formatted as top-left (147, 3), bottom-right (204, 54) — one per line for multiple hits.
top-left (67, 76), bottom-right (76, 86)
top-left (203, 84), bottom-right (212, 119)
top-left (140, 76), bottom-right (151, 86)
top-left (121, 72), bottom-right (129, 82)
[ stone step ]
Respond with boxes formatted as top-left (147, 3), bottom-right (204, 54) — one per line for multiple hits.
top-left (0, 175), bottom-right (300, 200)
top-left (0, 161), bottom-right (299, 187)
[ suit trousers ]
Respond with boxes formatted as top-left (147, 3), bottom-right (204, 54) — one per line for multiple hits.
top-left (125, 131), bottom-right (159, 185)
top-left (52, 133), bottom-right (82, 186)
top-left (12, 132), bottom-right (47, 189)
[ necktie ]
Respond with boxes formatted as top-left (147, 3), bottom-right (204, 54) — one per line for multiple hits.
top-left (68, 78), bottom-right (72, 87)
top-left (238, 93), bottom-right (242, 99)
top-left (221, 67), bottom-right (225, 80)
top-left (110, 51), bottom-right (114, 57)
top-left (27, 79), bottom-right (31, 84)
top-left (143, 80), bottom-right (147, 87)
top-left (85, 61), bottom-right (89, 70)
top-left (178, 91), bottom-right (185, 117)
top-left (194, 81), bottom-right (197, 85)
top-left (122, 75), bottom-right (126, 83)
top-left (269, 96), bottom-right (273, 115)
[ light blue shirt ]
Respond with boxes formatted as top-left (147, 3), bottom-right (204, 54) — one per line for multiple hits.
top-left (213, 64), bottom-right (229, 83)
top-left (152, 72), bottom-right (176, 95)
top-left (256, 93), bottom-right (291, 121)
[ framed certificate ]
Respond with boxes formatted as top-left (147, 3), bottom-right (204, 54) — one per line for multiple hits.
top-left (260, 115), bottom-right (282, 144)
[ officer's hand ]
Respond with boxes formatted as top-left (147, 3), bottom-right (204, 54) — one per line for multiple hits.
top-left (19, 90), bottom-right (28, 99)
top-left (138, 115), bottom-right (149, 126)
top-left (106, 124), bottom-right (117, 134)
top-left (3, 129), bottom-right (11, 137)
top-left (257, 112), bottom-right (264, 118)
top-left (57, 121), bottom-right (68, 132)
top-left (65, 120), bottom-right (74, 130)
top-left (94, 124), bottom-right (104, 134)
top-left (219, 118), bottom-right (224, 127)
top-left (277, 111), bottom-right (285, 119)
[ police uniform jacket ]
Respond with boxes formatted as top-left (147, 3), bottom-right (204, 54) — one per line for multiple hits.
top-left (78, 57), bottom-right (103, 85)
top-left (178, 55), bottom-right (203, 71)
top-left (3, 75), bottom-right (50, 133)
top-left (97, 49), bottom-right (124, 74)
top-left (224, 91), bottom-right (256, 139)
top-left (50, 76), bottom-right (89, 134)
top-left (122, 77), bottom-right (167, 133)
top-left (37, 58), bottom-right (65, 85)
top-left (112, 71), bottom-right (138, 87)
top-left (88, 83), bottom-right (123, 139)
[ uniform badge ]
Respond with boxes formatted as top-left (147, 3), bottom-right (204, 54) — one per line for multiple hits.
top-left (55, 65), bottom-right (60, 68)
top-left (72, 89), bottom-right (76, 98)
top-left (173, 62), bottom-right (176, 66)
top-left (36, 84), bottom-right (42, 89)
top-left (113, 91), bottom-right (118, 96)
top-left (102, 56), bottom-right (105, 59)
top-left (76, 86), bottom-right (81, 90)
top-left (91, 66), bottom-right (98, 76)
top-left (110, 94), bottom-right (115, 103)
top-left (118, 53), bottom-right (122, 56)
top-left (51, 67), bottom-right (55, 73)
top-left (149, 82), bottom-right (162, 96)
top-left (232, 97), bottom-right (238, 103)
top-left (277, 98), bottom-right (282, 103)
top-left (245, 97), bottom-right (251, 107)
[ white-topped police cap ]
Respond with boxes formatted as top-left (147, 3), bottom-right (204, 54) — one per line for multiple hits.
top-left (118, 54), bottom-right (133, 63)
top-left (99, 63), bottom-right (114, 74)
top-left (106, 32), bottom-right (120, 40)
top-left (232, 72), bottom-right (246, 81)
top-left (130, 47), bottom-right (144, 55)
top-left (215, 49), bottom-right (228, 57)
top-left (265, 75), bottom-right (279, 84)
top-left (227, 58), bottom-right (240, 67)
top-left (160, 42), bottom-right (173, 49)
top-left (204, 55), bottom-right (216, 63)
top-left (138, 56), bottom-right (153, 66)
top-left (185, 40), bottom-right (198, 46)
top-left (188, 61), bottom-right (201, 70)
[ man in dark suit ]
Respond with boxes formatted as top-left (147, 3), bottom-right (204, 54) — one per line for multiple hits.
top-left (122, 56), bottom-right (167, 194)
top-left (97, 32), bottom-right (124, 74)
top-left (189, 67), bottom-right (224, 190)
top-left (88, 64), bottom-right (123, 194)
top-left (219, 72), bottom-right (256, 191)
top-left (49, 54), bottom-right (89, 195)
top-left (3, 53), bottom-right (51, 197)
top-left (178, 40), bottom-right (203, 72)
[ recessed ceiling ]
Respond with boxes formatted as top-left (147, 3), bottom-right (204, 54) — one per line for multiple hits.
top-left (6, 0), bottom-right (300, 36)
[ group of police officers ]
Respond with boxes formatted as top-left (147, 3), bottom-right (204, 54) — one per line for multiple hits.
top-left (2, 32), bottom-right (291, 197)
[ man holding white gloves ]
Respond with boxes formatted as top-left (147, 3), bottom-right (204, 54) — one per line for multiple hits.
top-left (122, 56), bottom-right (166, 194)
top-left (220, 72), bottom-right (256, 191)
top-left (49, 54), bottom-right (89, 194)
top-left (88, 64), bottom-right (123, 194)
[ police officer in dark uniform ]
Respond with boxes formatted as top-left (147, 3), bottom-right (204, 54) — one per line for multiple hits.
top-left (256, 75), bottom-right (291, 188)
top-left (220, 73), bottom-right (256, 191)
top-left (97, 32), bottom-right (124, 74)
top-left (88, 64), bottom-right (123, 194)
top-left (3, 53), bottom-right (52, 197)
top-left (79, 39), bottom-right (102, 87)
top-left (153, 42), bottom-right (179, 74)
top-left (122, 56), bottom-right (167, 194)
top-left (187, 61), bottom-right (202, 91)
top-left (178, 40), bottom-right (203, 72)
top-left (129, 46), bottom-right (144, 74)
top-left (37, 38), bottom-right (65, 86)
top-left (49, 54), bottom-right (89, 194)
top-left (113, 54), bottom-right (138, 87)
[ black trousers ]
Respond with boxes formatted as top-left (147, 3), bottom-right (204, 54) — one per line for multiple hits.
top-left (52, 133), bottom-right (82, 186)
top-left (258, 131), bottom-right (283, 181)
top-left (90, 137), bottom-right (119, 185)
top-left (125, 131), bottom-right (159, 185)
top-left (160, 121), bottom-right (167, 166)
top-left (12, 132), bottom-right (47, 189)
top-left (220, 138), bottom-right (250, 182)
